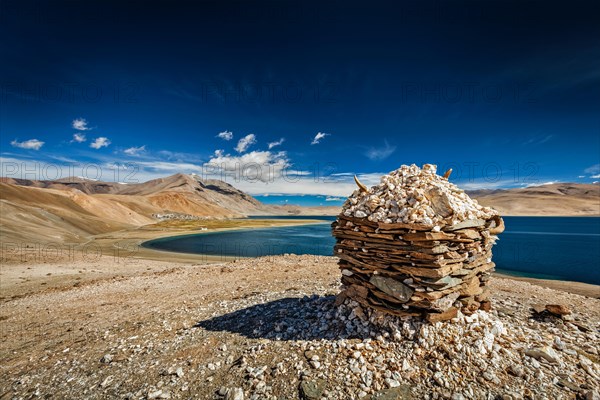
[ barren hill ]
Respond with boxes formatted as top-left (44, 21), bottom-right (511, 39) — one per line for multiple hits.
top-left (291, 183), bottom-right (600, 217)
top-left (469, 183), bottom-right (600, 216)
top-left (0, 183), bottom-right (152, 243)
top-left (2, 177), bottom-right (598, 245)
top-left (0, 174), bottom-right (271, 243)
top-left (0, 176), bottom-right (125, 194)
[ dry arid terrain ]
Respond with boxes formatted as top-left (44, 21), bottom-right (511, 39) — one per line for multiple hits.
top-left (470, 183), bottom-right (600, 217)
top-left (1, 255), bottom-right (599, 400)
top-left (1, 177), bottom-right (599, 245)
top-left (1, 175), bottom-right (600, 399)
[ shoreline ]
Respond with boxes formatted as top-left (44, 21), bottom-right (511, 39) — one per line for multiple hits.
top-left (2, 217), bottom-right (598, 300)
top-left (87, 218), bottom-right (330, 263)
top-left (493, 272), bottom-right (600, 299)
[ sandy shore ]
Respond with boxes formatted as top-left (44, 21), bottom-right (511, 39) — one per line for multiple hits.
top-left (2, 217), bottom-right (597, 300)
top-left (1, 217), bottom-right (327, 265)
top-left (495, 273), bottom-right (600, 299)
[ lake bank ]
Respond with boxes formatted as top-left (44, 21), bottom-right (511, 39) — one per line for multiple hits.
top-left (142, 216), bottom-right (600, 287)
top-left (2, 216), bottom-right (598, 299)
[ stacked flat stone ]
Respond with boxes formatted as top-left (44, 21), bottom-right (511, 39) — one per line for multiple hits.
top-left (332, 164), bottom-right (505, 322)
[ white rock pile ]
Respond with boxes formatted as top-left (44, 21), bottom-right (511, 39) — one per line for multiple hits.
top-left (333, 164), bottom-right (505, 321)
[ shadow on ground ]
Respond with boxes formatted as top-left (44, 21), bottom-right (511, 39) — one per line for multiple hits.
top-left (195, 295), bottom-right (369, 341)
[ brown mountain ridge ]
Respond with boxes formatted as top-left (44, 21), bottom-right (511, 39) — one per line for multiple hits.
top-left (1, 175), bottom-right (598, 245)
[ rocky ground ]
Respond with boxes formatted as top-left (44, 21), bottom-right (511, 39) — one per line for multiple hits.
top-left (1, 255), bottom-right (599, 400)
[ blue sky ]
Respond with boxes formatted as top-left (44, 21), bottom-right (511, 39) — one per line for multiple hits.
top-left (1, 0), bottom-right (599, 205)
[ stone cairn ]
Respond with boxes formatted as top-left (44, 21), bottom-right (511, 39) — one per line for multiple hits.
top-left (332, 164), bottom-right (505, 322)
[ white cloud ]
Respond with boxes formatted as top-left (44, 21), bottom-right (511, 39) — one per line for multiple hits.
top-left (124, 145), bottom-right (146, 156)
top-left (591, 174), bottom-right (600, 179)
top-left (90, 137), bottom-right (111, 149)
top-left (526, 181), bottom-right (558, 188)
top-left (365, 140), bottom-right (396, 161)
top-left (72, 133), bottom-right (86, 143)
top-left (205, 150), bottom-right (289, 182)
top-left (584, 164), bottom-right (600, 174)
top-left (311, 132), bottom-right (329, 145)
top-left (268, 138), bottom-right (285, 149)
top-left (216, 130), bottom-right (233, 141)
top-left (10, 138), bottom-right (44, 150)
top-left (325, 196), bottom-right (342, 201)
top-left (578, 175), bottom-right (586, 178)
top-left (235, 133), bottom-right (256, 153)
top-left (72, 118), bottom-right (91, 131)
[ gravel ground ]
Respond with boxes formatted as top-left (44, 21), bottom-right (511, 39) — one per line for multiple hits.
top-left (0, 255), bottom-right (599, 400)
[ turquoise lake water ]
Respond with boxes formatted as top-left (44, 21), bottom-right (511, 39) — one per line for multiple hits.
top-left (143, 216), bottom-right (600, 285)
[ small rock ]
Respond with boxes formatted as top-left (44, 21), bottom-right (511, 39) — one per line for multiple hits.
top-left (148, 390), bottom-right (163, 400)
top-left (99, 375), bottom-right (113, 388)
top-left (482, 371), bottom-right (495, 382)
top-left (175, 367), bottom-right (184, 378)
top-left (525, 346), bottom-right (560, 364)
top-left (585, 390), bottom-right (600, 400)
top-left (508, 364), bottom-right (524, 378)
top-left (300, 379), bottom-right (326, 400)
top-left (100, 354), bottom-right (113, 364)
top-left (480, 301), bottom-right (492, 312)
top-left (225, 387), bottom-right (244, 400)
top-left (545, 304), bottom-right (571, 316)
top-left (553, 337), bottom-right (566, 350)
top-left (557, 378), bottom-right (581, 392)
top-left (426, 307), bottom-right (458, 323)
top-left (433, 372), bottom-right (445, 387)
top-left (371, 385), bottom-right (412, 400)
top-left (385, 378), bottom-right (400, 388)
top-left (531, 304), bottom-right (546, 314)
top-left (579, 355), bottom-right (600, 379)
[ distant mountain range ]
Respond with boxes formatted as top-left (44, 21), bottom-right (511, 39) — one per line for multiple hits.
top-left (0, 173), bottom-right (269, 243)
top-left (467, 183), bottom-right (599, 216)
top-left (1, 175), bottom-right (598, 244)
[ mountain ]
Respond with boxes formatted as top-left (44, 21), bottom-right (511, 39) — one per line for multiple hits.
top-left (1, 177), bottom-right (598, 245)
top-left (0, 183), bottom-right (154, 243)
top-left (0, 174), bottom-right (271, 243)
top-left (0, 176), bottom-right (125, 194)
top-left (114, 173), bottom-right (264, 215)
top-left (468, 183), bottom-right (600, 216)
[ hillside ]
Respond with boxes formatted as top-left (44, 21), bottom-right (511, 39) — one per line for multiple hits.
top-left (291, 183), bottom-right (600, 217)
top-left (0, 174), bottom-right (271, 243)
top-left (1, 178), bottom-right (598, 245)
top-left (0, 183), bottom-right (152, 243)
top-left (470, 183), bottom-right (600, 216)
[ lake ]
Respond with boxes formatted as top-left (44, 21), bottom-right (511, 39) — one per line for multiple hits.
top-left (143, 216), bottom-right (600, 285)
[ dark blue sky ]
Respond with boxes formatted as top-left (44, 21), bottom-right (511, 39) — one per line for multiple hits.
top-left (1, 0), bottom-right (599, 204)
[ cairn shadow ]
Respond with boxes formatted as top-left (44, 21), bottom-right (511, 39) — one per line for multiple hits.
top-left (194, 295), bottom-right (370, 341)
